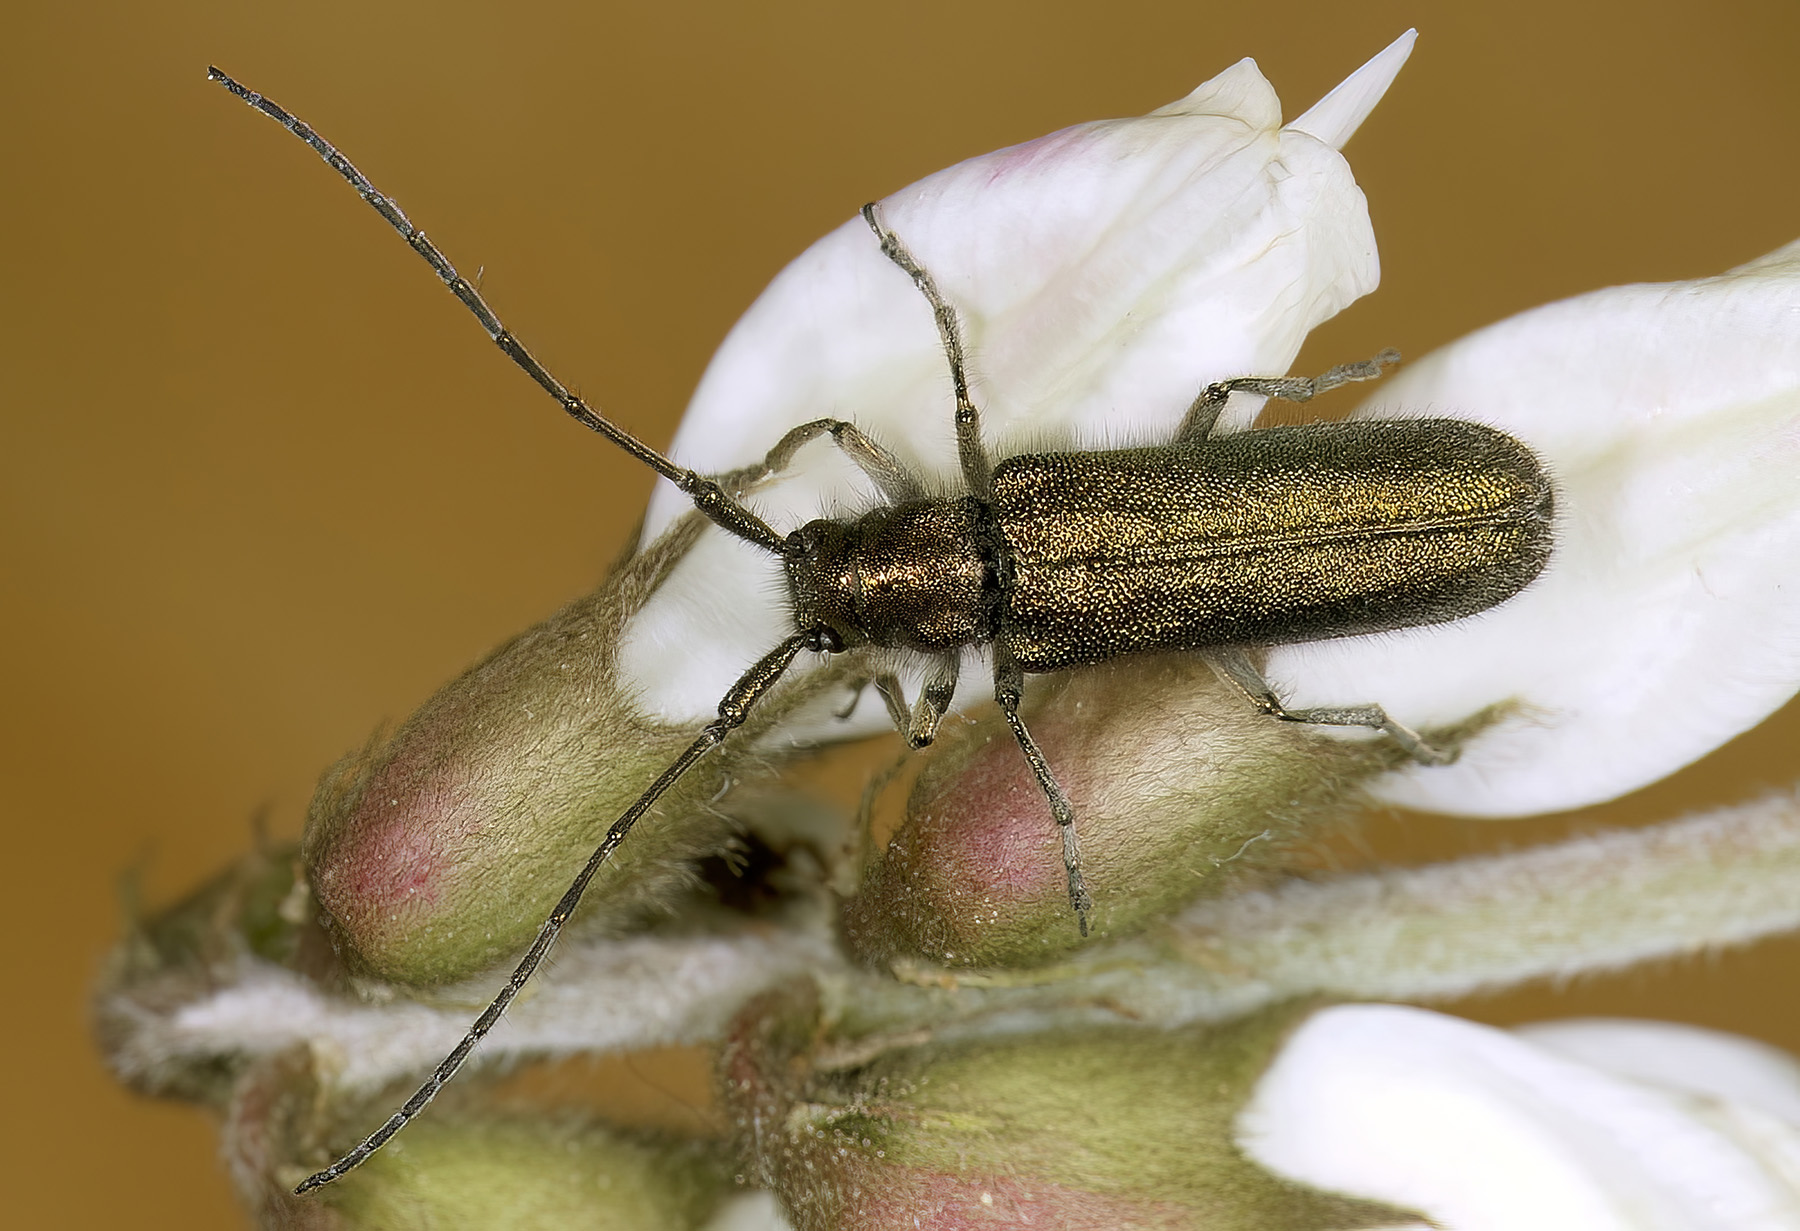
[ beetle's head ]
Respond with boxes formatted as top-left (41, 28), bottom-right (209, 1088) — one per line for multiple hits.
top-left (783, 519), bottom-right (866, 651)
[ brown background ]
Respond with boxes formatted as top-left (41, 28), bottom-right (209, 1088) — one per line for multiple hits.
top-left (7, 1), bottom-right (1800, 1226)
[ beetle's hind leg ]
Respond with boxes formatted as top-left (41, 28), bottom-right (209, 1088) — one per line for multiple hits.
top-left (1175, 349), bottom-right (1403, 442)
top-left (1205, 646), bottom-right (1455, 766)
top-left (994, 647), bottom-right (1093, 935)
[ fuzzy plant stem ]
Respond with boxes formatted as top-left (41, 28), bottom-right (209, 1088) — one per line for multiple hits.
top-left (105, 790), bottom-right (1800, 1095)
top-left (1161, 786), bottom-right (1800, 1007)
top-left (832, 787), bottom-right (1800, 1045)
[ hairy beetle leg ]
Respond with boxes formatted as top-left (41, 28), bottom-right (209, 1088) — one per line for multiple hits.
top-left (712, 416), bottom-right (925, 504)
top-left (1175, 348), bottom-right (1404, 442)
top-left (910, 655), bottom-right (960, 748)
top-left (872, 673), bottom-right (913, 732)
top-left (1205, 645), bottom-right (1456, 767)
top-left (833, 677), bottom-right (875, 721)
top-left (995, 648), bottom-right (1093, 935)
top-left (862, 203), bottom-right (995, 500)
top-left (870, 655), bottom-right (958, 748)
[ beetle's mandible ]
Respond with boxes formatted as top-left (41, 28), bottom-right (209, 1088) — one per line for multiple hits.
top-left (207, 68), bottom-right (1554, 1193)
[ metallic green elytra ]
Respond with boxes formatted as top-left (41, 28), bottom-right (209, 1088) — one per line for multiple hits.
top-left (992, 419), bottom-right (1553, 671)
top-left (212, 68), bottom-right (1555, 1192)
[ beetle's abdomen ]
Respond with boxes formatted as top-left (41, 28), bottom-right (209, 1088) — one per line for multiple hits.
top-left (994, 420), bottom-right (1554, 673)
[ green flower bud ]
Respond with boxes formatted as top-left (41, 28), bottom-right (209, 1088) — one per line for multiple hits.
top-left (318, 1116), bottom-right (725, 1230)
top-left (843, 656), bottom-right (1394, 969)
top-left (223, 1046), bottom-right (731, 1230)
top-left (723, 985), bottom-right (1419, 1231)
top-left (302, 522), bottom-right (824, 986)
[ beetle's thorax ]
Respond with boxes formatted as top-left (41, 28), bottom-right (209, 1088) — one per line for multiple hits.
top-left (785, 496), bottom-right (1001, 653)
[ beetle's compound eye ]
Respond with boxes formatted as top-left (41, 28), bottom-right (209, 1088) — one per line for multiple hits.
top-left (784, 523), bottom-right (822, 560)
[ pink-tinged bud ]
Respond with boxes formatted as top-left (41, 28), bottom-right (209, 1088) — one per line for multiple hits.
top-left (302, 522), bottom-right (818, 986)
top-left (223, 1047), bottom-right (730, 1230)
top-left (723, 984), bottom-right (1418, 1231)
top-left (842, 656), bottom-right (1396, 969)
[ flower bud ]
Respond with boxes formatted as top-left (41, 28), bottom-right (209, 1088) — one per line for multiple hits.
top-left (302, 522), bottom-right (827, 987)
top-left (223, 1047), bottom-right (731, 1230)
top-left (722, 984), bottom-right (1418, 1231)
top-left (842, 655), bottom-right (1396, 969)
top-left (316, 1116), bottom-right (727, 1231)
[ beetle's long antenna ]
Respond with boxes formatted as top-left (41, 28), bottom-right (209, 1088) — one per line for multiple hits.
top-left (207, 67), bottom-right (786, 557)
top-left (293, 627), bottom-right (834, 1194)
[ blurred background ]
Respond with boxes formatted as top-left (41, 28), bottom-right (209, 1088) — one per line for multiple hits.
top-left (7, 1), bottom-right (1800, 1225)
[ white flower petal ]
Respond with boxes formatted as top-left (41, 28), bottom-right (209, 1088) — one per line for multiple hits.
top-left (621, 42), bottom-right (1405, 727)
top-left (1239, 1004), bottom-right (1800, 1230)
top-left (1518, 1018), bottom-right (1800, 1126)
top-left (1288, 29), bottom-right (1417, 151)
top-left (1268, 240), bottom-right (1800, 816)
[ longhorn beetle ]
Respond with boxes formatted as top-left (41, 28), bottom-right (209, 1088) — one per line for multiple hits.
top-left (208, 69), bottom-right (1555, 1193)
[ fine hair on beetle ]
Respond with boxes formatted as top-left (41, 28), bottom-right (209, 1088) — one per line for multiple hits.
top-left (207, 68), bottom-right (1556, 1193)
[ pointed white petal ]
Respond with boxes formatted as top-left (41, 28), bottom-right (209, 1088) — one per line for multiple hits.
top-left (1240, 1005), bottom-right (1800, 1230)
top-left (1267, 239), bottom-right (1800, 816)
top-left (1287, 29), bottom-right (1418, 151)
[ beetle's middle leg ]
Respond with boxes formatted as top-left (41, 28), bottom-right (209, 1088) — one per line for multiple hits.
top-left (994, 646), bottom-right (1093, 935)
top-left (1175, 349), bottom-right (1403, 442)
top-left (1204, 645), bottom-right (1454, 766)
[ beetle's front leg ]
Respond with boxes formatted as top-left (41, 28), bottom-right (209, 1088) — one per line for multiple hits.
top-left (832, 675), bottom-right (881, 722)
top-left (870, 673), bottom-right (913, 733)
top-left (1174, 349), bottom-right (1403, 442)
top-left (861, 203), bottom-right (996, 501)
top-left (907, 655), bottom-right (959, 748)
top-left (710, 417), bottom-right (926, 504)
top-left (1204, 645), bottom-right (1456, 766)
top-left (873, 654), bottom-right (959, 748)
